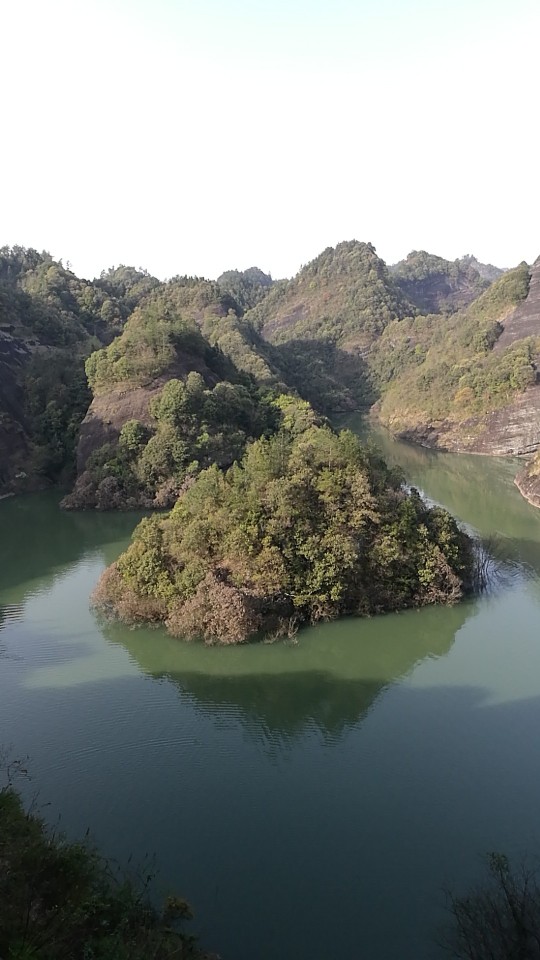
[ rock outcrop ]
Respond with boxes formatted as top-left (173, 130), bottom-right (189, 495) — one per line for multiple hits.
top-left (515, 471), bottom-right (540, 508)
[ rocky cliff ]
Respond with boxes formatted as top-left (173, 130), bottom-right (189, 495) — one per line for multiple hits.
top-left (494, 257), bottom-right (540, 352)
top-left (0, 330), bottom-right (30, 489)
top-left (394, 383), bottom-right (540, 456)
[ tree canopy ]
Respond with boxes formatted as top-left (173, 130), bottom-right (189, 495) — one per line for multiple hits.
top-left (93, 409), bottom-right (475, 643)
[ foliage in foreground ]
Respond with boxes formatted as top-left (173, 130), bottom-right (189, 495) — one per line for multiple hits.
top-left (0, 786), bottom-right (212, 960)
top-left (93, 403), bottom-right (475, 644)
top-left (442, 853), bottom-right (540, 959)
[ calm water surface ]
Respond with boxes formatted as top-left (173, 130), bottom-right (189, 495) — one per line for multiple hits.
top-left (2, 426), bottom-right (540, 959)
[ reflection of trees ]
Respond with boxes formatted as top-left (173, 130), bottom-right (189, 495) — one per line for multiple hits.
top-left (105, 601), bottom-right (473, 740)
top-left (0, 493), bottom-right (142, 595)
top-left (345, 417), bottom-right (540, 573)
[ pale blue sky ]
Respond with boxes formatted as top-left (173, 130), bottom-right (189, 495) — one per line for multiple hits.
top-left (3, 0), bottom-right (539, 279)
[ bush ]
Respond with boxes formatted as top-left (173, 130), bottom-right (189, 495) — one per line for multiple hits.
top-left (0, 784), bottom-right (213, 960)
top-left (442, 853), bottom-right (540, 959)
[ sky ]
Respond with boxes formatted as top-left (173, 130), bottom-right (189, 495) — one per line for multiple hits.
top-left (2, 0), bottom-right (539, 280)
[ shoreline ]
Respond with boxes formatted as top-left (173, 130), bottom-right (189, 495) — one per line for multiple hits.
top-left (514, 471), bottom-right (540, 509)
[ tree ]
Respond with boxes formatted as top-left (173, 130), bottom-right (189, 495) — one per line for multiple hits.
top-left (442, 853), bottom-right (540, 959)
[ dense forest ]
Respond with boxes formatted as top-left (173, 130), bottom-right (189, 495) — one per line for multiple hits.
top-left (92, 401), bottom-right (475, 644)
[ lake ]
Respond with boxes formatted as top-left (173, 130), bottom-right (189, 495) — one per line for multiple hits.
top-left (2, 424), bottom-right (540, 959)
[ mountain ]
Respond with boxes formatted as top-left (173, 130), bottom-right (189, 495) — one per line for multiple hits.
top-left (3, 240), bottom-right (540, 511)
top-left (391, 250), bottom-right (490, 314)
top-left (240, 240), bottom-right (414, 414)
top-left (372, 259), bottom-right (540, 454)
top-left (458, 254), bottom-right (506, 283)
top-left (216, 266), bottom-right (274, 313)
top-left (249, 240), bottom-right (413, 348)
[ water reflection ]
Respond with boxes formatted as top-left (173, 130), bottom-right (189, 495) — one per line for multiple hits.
top-left (0, 492), bottom-right (143, 597)
top-left (104, 601), bottom-right (474, 740)
top-left (347, 415), bottom-right (540, 547)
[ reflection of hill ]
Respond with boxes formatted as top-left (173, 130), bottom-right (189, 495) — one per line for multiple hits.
top-left (105, 601), bottom-right (473, 739)
top-left (0, 493), bottom-right (142, 595)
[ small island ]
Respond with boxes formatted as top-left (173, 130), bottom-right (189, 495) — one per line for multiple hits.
top-left (93, 398), bottom-right (475, 645)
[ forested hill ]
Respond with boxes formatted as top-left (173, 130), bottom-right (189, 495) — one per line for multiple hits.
top-left (0, 248), bottom-right (158, 492)
top-left (216, 266), bottom-right (274, 313)
top-left (0, 244), bottom-right (375, 501)
top-left (372, 259), bottom-right (540, 454)
top-left (64, 277), bottom-right (286, 509)
top-left (247, 240), bottom-right (413, 349)
top-left (390, 250), bottom-right (490, 314)
top-left (458, 254), bottom-right (505, 283)
top-left (3, 240), bottom-right (540, 510)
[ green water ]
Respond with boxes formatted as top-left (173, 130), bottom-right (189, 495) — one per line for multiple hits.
top-left (2, 429), bottom-right (540, 959)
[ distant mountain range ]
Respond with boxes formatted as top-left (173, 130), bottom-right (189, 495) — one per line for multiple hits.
top-left (1, 240), bottom-right (539, 508)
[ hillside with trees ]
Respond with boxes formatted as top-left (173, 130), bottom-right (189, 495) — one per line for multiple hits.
top-left (391, 250), bottom-right (490, 314)
top-left (64, 276), bottom-right (294, 509)
top-left (248, 240), bottom-right (413, 348)
top-left (216, 266), bottom-right (274, 313)
top-left (0, 247), bottom-right (158, 492)
top-left (370, 261), bottom-right (540, 452)
top-left (93, 402), bottom-right (475, 644)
